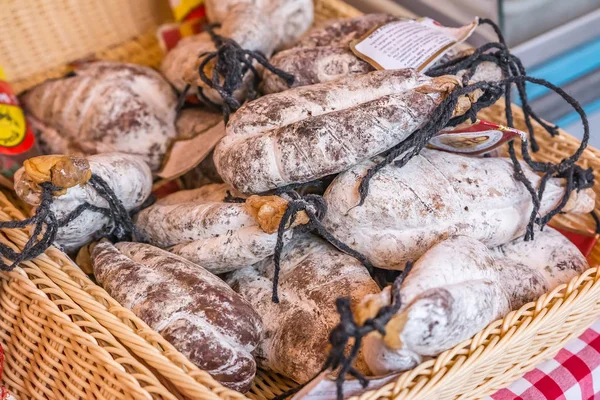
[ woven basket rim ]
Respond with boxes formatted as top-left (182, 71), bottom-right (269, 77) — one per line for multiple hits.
top-left (0, 189), bottom-right (247, 400)
top-left (0, 198), bottom-right (164, 399)
top-left (346, 266), bottom-right (600, 399)
top-left (2, 1), bottom-right (600, 399)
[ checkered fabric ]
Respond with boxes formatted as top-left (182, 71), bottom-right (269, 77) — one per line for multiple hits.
top-left (489, 319), bottom-right (600, 400)
top-left (0, 346), bottom-right (15, 400)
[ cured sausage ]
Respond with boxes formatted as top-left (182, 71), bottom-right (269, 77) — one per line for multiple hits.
top-left (227, 235), bottom-right (379, 383)
top-left (262, 14), bottom-right (396, 93)
top-left (14, 153), bottom-right (152, 253)
top-left (323, 149), bottom-right (595, 270)
top-left (215, 69), bottom-right (469, 193)
top-left (135, 186), bottom-right (302, 273)
top-left (262, 14), bottom-right (503, 94)
top-left (22, 62), bottom-right (177, 171)
top-left (92, 241), bottom-right (263, 391)
top-left (357, 227), bottom-right (587, 374)
top-left (161, 0), bottom-right (314, 103)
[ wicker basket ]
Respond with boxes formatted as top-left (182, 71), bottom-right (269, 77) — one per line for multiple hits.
top-left (0, 0), bottom-right (172, 90)
top-left (2, 1), bottom-right (600, 399)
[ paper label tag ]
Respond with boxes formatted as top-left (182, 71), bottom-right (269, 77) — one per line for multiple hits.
top-left (350, 17), bottom-right (478, 71)
top-left (428, 119), bottom-right (526, 155)
top-left (292, 370), bottom-right (400, 400)
top-left (157, 120), bottom-right (225, 180)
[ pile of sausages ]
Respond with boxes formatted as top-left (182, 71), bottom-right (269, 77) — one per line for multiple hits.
top-left (13, 8), bottom-right (595, 392)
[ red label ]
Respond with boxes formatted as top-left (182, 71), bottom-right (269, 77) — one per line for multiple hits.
top-left (429, 119), bottom-right (525, 156)
top-left (153, 179), bottom-right (184, 199)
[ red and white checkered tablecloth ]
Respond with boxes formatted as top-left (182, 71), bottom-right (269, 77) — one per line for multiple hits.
top-left (488, 319), bottom-right (600, 400)
top-left (271, 316), bottom-right (600, 400)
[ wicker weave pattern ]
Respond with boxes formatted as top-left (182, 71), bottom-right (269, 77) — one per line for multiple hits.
top-left (1, 1), bottom-right (600, 399)
top-left (0, 191), bottom-right (248, 400)
top-left (0, 194), bottom-right (186, 400)
top-left (8, 0), bottom-right (361, 94)
top-left (0, 0), bottom-right (171, 86)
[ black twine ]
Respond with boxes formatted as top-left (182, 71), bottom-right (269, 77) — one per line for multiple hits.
top-left (223, 190), bottom-right (246, 203)
top-left (273, 263), bottom-right (414, 400)
top-left (272, 175), bottom-right (337, 197)
top-left (357, 79), bottom-right (504, 207)
top-left (197, 24), bottom-right (295, 122)
top-left (271, 191), bottom-right (374, 303)
top-left (0, 174), bottom-right (138, 271)
top-left (0, 182), bottom-right (59, 271)
top-left (358, 18), bottom-right (593, 241)
top-left (427, 24), bottom-right (558, 152)
top-left (87, 174), bottom-right (138, 241)
top-left (175, 83), bottom-right (191, 116)
top-left (275, 18), bottom-right (593, 400)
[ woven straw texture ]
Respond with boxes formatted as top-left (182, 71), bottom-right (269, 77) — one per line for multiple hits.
top-left (2, 1), bottom-right (600, 399)
top-left (0, 0), bottom-right (171, 89)
top-left (6, 0), bottom-right (360, 94)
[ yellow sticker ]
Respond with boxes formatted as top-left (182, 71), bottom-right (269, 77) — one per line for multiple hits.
top-left (170, 0), bottom-right (205, 21)
top-left (0, 104), bottom-right (26, 148)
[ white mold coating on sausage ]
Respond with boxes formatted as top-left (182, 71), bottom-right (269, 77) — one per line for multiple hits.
top-left (22, 62), bottom-right (177, 171)
top-left (135, 184), bottom-right (287, 273)
top-left (362, 228), bottom-right (588, 375)
top-left (215, 69), bottom-right (451, 193)
top-left (227, 234), bottom-right (379, 382)
top-left (92, 241), bottom-right (263, 391)
top-left (323, 148), bottom-right (595, 270)
top-left (14, 152), bottom-right (152, 253)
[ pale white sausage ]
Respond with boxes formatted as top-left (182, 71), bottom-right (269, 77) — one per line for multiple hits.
top-left (22, 62), bottom-right (177, 171)
top-left (215, 70), bottom-right (464, 193)
top-left (361, 227), bottom-right (588, 375)
top-left (135, 184), bottom-right (288, 273)
top-left (14, 153), bottom-right (152, 252)
top-left (323, 149), bottom-right (595, 270)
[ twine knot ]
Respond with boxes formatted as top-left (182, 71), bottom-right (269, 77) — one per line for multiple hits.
top-left (196, 24), bottom-right (295, 122)
top-left (273, 263), bottom-right (413, 400)
top-left (271, 191), bottom-right (373, 303)
top-left (567, 165), bottom-right (594, 190)
top-left (0, 174), bottom-right (138, 271)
